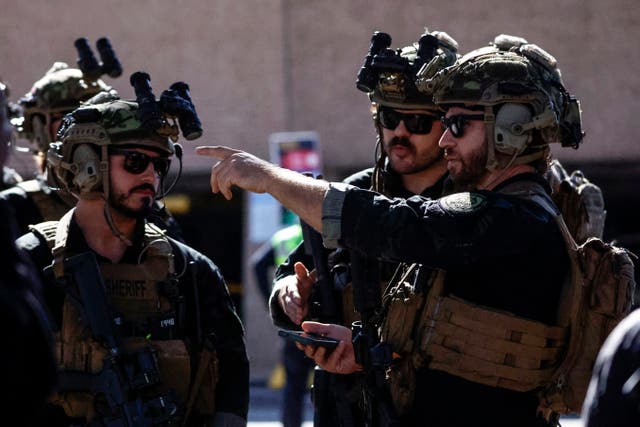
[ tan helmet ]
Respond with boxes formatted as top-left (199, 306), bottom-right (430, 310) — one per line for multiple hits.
top-left (47, 95), bottom-right (175, 200)
top-left (356, 28), bottom-right (459, 110)
top-left (16, 62), bottom-right (114, 153)
top-left (430, 34), bottom-right (584, 170)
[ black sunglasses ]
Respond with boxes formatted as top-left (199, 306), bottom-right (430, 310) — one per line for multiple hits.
top-left (442, 114), bottom-right (485, 138)
top-left (109, 148), bottom-right (171, 177)
top-left (378, 107), bottom-right (440, 134)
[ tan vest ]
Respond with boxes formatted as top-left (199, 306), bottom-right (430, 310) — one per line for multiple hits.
top-left (31, 211), bottom-right (217, 421)
top-left (17, 179), bottom-right (73, 222)
top-left (380, 193), bottom-right (571, 414)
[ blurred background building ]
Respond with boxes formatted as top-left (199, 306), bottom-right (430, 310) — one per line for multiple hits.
top-left (1, 0), bottom-right (638, 385)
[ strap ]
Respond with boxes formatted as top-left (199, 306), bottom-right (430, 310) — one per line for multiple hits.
top-left (52, 209), bottom-right (75, 279)
top-left (182, 348), bottom-right (217, 426)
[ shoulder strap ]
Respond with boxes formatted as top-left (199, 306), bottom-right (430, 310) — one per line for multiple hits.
top-left (51, 209), bottom-right (75, 279)
top-left (29, 221), bottom-right (60, 249)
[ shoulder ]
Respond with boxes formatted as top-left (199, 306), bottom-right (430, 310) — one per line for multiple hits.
top-left (15, 229), bottom-right (53, 269)
top-left (169, 238), bottom-right (224, 278)
top-left (0, 182), bottom-right (29, 201)
top-left (342, 168), bottom-right (374, 189)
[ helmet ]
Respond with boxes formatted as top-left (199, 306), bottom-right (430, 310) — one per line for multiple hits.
top-left (356, 28), bottom-right (459, 193)
top-left (357, 29), bottom-right (459, 110)
top-left (431, 34), bottom-right (584, 170)
top-left (47, 95), bottom-right (175, 199)
top-left (16, 62), bottom-right (113, 153)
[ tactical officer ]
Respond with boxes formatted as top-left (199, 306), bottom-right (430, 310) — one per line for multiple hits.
top-left (1, 58), bottom-right (184, 240)
top-left (197, 35), bottom-right (585, 427)
top-left (1, 62), bottom-right (111, 231)
top-left (17, 89), bottom-right (249, 426)
top-left (270, 28), bottom-right (457, 329)
top-left (268, 28), bottom-right (457, 427)
top-left (0, 80), bottom-right (56, 425)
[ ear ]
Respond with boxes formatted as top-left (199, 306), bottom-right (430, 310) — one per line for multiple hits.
top-left (494, 103), bottom-right (533, 156)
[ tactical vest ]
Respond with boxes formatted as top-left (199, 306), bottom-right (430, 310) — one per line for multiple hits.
top-left (380, 185), bottom-right (570, 415)
top-left (31, 210), bottom-right (218, 423)
top-left (17, 178), bottom-right (72, 222)
top-left (381, 181), bottom-right (635, 418)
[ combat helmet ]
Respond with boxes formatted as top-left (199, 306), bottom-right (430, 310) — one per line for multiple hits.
top-left (48, 71), bottom-right (201, 201)
top-left (16, 62), bottom-right (113, 153)
top-left (355, 28), bottom-right (459, 192)
top-left (357, 28), bottom-right (459, 110)
top-left (430, 34), bottom-right (584, 170)
top-left (48, 94), bottom-right (175, 200)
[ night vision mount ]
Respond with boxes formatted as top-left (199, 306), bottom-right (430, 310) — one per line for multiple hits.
top-left (75, 37), bottom-right (123, 81)
top-left (129, 71), bottom-right (203, 142)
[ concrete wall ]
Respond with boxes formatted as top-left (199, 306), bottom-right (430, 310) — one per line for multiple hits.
top-left (2, 0), bottom-right (639, 381)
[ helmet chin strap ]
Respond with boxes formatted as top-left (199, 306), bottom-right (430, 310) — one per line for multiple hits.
top-left (102, 202), bottom-right (133, 247)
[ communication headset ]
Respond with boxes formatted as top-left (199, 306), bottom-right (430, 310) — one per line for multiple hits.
top-left (70, 144), bottom-right (102, 193)
top-left (493, 103), bottom-right (533, 156)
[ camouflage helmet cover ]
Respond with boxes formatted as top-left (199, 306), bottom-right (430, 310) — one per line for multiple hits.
top-left (359, 29), bottom-right (459, 110)
top-left (17, 62), bottom-right (113, 151)
top-left (48, 96), bottom-right (175, 197)
top-left (431, 35), bottom-right (583, 150)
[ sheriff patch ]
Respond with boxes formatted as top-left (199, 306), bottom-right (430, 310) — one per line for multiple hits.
top-left (439, 192), bottom-right (487, 214)
top-left (105, 279), bottom-right (147, 298)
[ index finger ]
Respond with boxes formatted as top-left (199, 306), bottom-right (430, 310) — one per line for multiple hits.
top-left (195, 145), bottom-right (238, 159)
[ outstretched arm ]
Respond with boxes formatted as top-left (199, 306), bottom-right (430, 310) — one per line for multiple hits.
top-left (196, 146), bottom-right (328, 232)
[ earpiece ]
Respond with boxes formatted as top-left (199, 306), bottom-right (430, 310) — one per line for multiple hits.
top-left (71, 144), bottom-right (101, 193)
top-left (494, 103), bottom-right (533, 155)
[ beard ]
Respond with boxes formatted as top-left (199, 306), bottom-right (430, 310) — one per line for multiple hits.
top-left (109, 183), bottom-right (155, 219)
top-left (386, 136), bottom-right (444, 175)
top-left (449, 142), bottom-right (489, 192)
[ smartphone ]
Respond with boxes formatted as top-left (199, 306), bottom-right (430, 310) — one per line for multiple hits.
top-left (278, 329), bottom-right (340, 349)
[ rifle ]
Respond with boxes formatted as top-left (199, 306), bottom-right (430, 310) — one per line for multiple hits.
top-left (52, 252), bottom-right (179, 426)
top-left (350, 252), bottom-right (399, 427)
top-left (299, 190), bottom-right (354, 427)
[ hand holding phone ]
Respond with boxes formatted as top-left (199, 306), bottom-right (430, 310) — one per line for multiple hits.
top-left (278, 329), bottom-right (340, 349)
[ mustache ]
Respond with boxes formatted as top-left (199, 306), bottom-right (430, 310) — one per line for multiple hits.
top-left (389, 136), bottom-right (411, 148)
top-left (129, 183), bottom-right (156, 196)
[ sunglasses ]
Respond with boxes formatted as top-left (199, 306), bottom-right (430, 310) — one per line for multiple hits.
top-left (109, 148), bottom-right (171, 177)
top-left (378, 107), bottom-right (440, 134)
top-left (442, 114), bottom-right (485, 138)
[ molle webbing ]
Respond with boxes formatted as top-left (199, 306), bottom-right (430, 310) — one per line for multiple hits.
top-left (419, 295), bottom-right (567, 391)
top-left (17, 180), bottom-right (72, 222)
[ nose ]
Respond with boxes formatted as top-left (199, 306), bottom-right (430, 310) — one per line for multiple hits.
top-left (141, 159), bottom-right (159, 182)
top-left (394, 119), bottom-right (411, 138)
top-left (439, 128), bottom-right (456, 149)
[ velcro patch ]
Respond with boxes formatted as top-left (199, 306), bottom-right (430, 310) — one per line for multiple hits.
top-left (439, 192), bottom-right (487, 214)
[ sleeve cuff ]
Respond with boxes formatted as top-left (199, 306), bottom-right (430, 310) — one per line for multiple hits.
top-left (321, 182), bottom-right (351, 249)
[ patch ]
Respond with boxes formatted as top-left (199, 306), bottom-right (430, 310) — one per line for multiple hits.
top-left (439, 192), bottom-right (487, 214)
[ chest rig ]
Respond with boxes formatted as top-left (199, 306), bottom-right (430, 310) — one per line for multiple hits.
top-left (379, 187), bottom-right (571, 416)
top-left (31, 210), bottom-right (218, 424)
top-left (17, 178), bottom-right (72, 222)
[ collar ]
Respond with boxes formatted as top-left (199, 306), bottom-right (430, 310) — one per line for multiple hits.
top-left (66, 213), bottom-right (147, 264)
top-left (492, 172), bottom-right (552, 195)
top-left (382, 163), bottom-right (447, 199)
